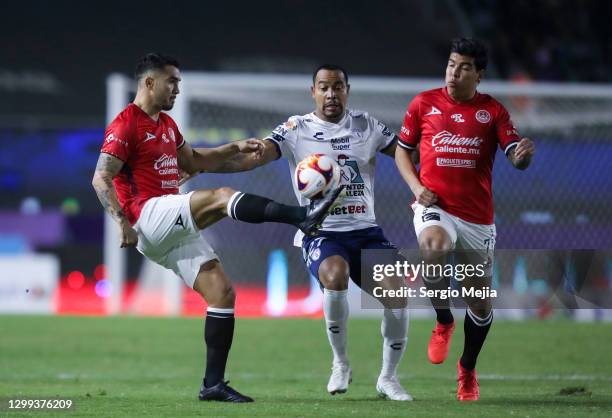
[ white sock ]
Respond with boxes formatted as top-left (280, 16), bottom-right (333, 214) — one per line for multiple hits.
top-left (323, 288), bottom-right (349, 366)
top-left (380, 307), bottom-right (409, 378)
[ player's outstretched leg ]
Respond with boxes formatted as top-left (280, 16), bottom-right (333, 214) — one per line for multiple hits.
top-left (193, 260), bottom-right (253, 403)
top-left (457, 307), bottom-right (492, 401)
top-left (419, 226), bottom-right (455, 364)
top-left (225, 186), bottom-right (345, 235)
top-left (376, 307), bottom-right (412, 401)
top-left (318, 256), bottom-right (351, 395)
top-left (189, 185), bottom-right (343, 235)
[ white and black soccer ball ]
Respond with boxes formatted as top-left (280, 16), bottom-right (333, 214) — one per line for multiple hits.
top-left (295, 154), bottom-right (340, 200)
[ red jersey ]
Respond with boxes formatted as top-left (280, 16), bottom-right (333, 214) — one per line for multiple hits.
top-left (100, 103), bottom-right (185, 225)
top-left (399, 88), bottom-right (519, 224)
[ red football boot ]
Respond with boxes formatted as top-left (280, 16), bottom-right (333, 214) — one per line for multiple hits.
top-left (427, 321), bottom-right (455, 364)
top-left (457, 360), bottom-right (479, 401)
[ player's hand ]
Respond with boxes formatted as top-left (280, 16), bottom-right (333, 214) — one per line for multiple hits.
top-left (514, 137), bottom-right (535, 163)
top-left (119, 223), bottom-right (139, 248)
top-left (178, 168), bottom-right (198, 186)
top-left (414, 185), bottom-right (438, 206)
top-left (237, 138), bottom-right (265, 158)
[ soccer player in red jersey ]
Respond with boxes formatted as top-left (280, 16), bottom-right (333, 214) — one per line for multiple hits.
top-left (395, 38), bottom-right (535, 401)
top-left (92, 53), bottom-right (341, 403)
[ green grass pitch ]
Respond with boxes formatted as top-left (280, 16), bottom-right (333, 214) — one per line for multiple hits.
top-left (1, 316), bottom-right (611, 417)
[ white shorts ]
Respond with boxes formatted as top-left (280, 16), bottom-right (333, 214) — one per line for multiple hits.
top-left (411, 202), bottom-right (496, 256)
top-left (134, 192), bottom-right (218, 288)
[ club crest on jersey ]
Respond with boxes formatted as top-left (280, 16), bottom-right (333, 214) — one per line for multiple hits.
top-left (162, 133), bottom-right (170, 143)
top-left (168, 128), bottom-right (176, 142)
top-left (476, 109), bottom-right (491, 123)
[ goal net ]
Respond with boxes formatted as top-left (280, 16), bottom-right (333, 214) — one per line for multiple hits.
top-left (106, 73), bottom-right (612, 318)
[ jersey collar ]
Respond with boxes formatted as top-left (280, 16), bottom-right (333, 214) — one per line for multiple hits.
top-left (311, 110), bottom-right (349, 127)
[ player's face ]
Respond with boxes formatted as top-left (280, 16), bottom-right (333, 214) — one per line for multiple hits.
top-left (445, 53), bottom-right (483, 101)
top-left (311, 69), bottom-right (349, 123)
top-left (152, 65), bottom-right (181, 111)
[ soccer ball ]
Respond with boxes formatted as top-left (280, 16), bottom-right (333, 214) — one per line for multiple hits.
top-left (295, 154), bottom-right (340, 200)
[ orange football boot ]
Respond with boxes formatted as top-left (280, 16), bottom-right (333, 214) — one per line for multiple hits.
top-left (427, 321), bottom-right (455, 364)
top-left (457, 360), bottom-right (479, 401)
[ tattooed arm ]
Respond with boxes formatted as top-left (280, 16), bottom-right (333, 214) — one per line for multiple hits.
top-left (91, 153), bottom-right (138, 247)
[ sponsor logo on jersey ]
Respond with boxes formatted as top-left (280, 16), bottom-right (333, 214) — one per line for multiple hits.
top-left (422, 212), bottom-right (441, 223)
top-left (435, 157), bottom-right (476, 168)
top-left (154, 154), bottom-right (179, 175)
top-left (425, 106), bottom-right (442, 116)
top-left (144, 132), bottom-right (157, 142)
top-left (273, 125), bottom-right (289, 139)
top-left (451, 113), bottom-right (465, 123)
top-left (105, 133), bottom-right (128, 147)
top-left (475, 109), bottom-right (491, 123)
top-left (330, 135), bottom-right (350, 150)
top-left (313, 131), bottom-right (325, 140)
top-left (161, 179), bottom-right (179, 188)
top-left (329, 204), bottom-right (367, 216)
top-left (431, 131), bottom-right (483, 147)
top-left (377, 121), bottom-right (392, 137)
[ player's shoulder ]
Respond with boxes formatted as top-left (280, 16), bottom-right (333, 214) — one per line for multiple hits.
top-left (281, 113), bottom-right (311, 129)
top-left (107, 104), bottom-right (140, 132)
top-left (159, 111), bottom-right (179, 127)
top-left (406, 88), bottom-right (445, 112)
top-left (416, 87), bottom-right (445, 102)
top-left (476, 92), bottom-right (509, 114)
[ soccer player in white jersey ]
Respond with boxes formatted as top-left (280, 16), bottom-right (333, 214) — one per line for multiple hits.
top-left (206, 65), bottom-right (412, 400)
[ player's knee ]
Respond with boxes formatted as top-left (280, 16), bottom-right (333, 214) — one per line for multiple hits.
top-left (468, 300), bottom-right (492, 318)
top-left (419, 234), bottom-right (451, 263)
top-left (214, 187), bottom-right (236, 211)
top-left (319, 258), bottom-right (350, 290)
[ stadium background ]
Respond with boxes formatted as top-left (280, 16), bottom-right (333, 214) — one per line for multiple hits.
top-left (1, 0), bottom-right (611, 316)
top-left (2, 2), bottom-right (612, 417)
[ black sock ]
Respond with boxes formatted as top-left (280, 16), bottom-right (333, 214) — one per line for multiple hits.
top-left (435, 308), bottom-right (454, 325)
top-left (204, 308), bottom-right (235, 387)
top-left (460, 309), bottom-right (493, 370)
top-left (228, 192), bottom-right (306, 225)
top-left (424, 276), bottom-right (454, 324)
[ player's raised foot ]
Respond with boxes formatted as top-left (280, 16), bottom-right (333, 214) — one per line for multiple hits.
top-left (457, 360), bottom-right (479, 401)
top-left (299, 185), bottom-right (345, 236)
top-left (376, 375), bottom-right (413, 401)
top-left (428, 321), bottom-right (455, 364)
top-left (327, 363), bottom-right (352, 395)
top-left (198, 380), bottom-right (254, 402)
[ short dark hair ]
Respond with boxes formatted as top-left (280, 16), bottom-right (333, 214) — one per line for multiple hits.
top-left (135, 53), bottom-right (180, 80)
top-left (312, 64), bottom-right (349, 85)
top-left (450, 38), bottom-right (488, 71)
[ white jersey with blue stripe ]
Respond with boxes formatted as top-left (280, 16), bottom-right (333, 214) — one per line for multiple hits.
top-left (266, 109), bottom-right (397, 232)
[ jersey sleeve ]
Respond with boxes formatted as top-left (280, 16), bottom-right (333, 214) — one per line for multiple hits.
top-left (495, 104), bottom-right (521, 156)
top-left (172, 121), bottom-right (186, 150)
top-left (265, 116), bottom-right (299, 159)
top-left (398, 96), bottom-right (422, 150)
top-left (369, 115), bottom-right (397, 152)
top-left (100, 116), bottom-right (135, 162)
